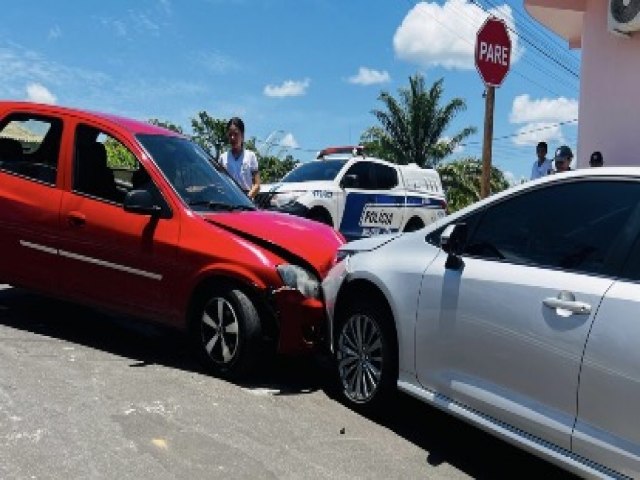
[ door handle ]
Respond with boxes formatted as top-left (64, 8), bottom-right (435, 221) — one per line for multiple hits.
top-left (543, 291), bottom-right (591, 315)
top-left (67, 211), bottom-right (86, 227)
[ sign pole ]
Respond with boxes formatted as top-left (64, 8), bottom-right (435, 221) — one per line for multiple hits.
top-left (475, 16), bottom-right (510, 199)
top-left (480, 85), bottom-right (495, 199)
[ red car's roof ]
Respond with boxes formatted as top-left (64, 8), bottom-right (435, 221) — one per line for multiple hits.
top-left (0, 101), bottom-right (183, 137)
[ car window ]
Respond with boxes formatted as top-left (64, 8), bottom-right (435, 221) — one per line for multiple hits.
top-left (137, 133), bottom-right (255, 211)
top-left (73, 124), bottom-right (132, 204)
top-left (0, 114), bottom-right (62, 184)
top-left (464, 180), bottom-right (640, 275)
top-left (371, 163), bottom-right (398, 190)
top-left (344, 161), bottom-right (376, 190)
top-left (280, 159), bottom-right (346, 182)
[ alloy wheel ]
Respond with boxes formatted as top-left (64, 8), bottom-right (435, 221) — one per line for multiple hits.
top-left (337, 312), bottom-right (383, 403)
top-left (201, 296), bottom-right (240, 365)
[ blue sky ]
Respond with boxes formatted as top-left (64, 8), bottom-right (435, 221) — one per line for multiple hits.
top-left (0, 0), bottom-right (580, 182)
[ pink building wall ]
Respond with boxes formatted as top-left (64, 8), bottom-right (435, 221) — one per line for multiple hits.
top-left (526, 0), bottom-right (640, 168)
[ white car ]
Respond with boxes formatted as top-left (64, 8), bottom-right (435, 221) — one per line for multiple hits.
top-left (323, 168), bottom-right (640, 479)
top-left (255, 146), bottom-right (446, 241)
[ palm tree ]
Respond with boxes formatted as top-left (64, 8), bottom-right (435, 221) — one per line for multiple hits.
top-left (437, 157), bottom-right (510, 212)
top-left (368, 74), bottom-right (476, 168)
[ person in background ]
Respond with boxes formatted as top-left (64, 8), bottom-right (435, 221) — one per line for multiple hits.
top-left (219, 117), bottom-right (260, 199)
top-left (530, 141), bottom-right (552, 180)
top-left (589, 151), bottom-right (604, 167)
top-left (554, 145), bottom-right (573, 173)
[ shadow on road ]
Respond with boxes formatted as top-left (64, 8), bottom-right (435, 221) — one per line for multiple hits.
top-left (0, 285), bottom-right (326, 394)
top-left (0, 285), bottom-right (578, 479)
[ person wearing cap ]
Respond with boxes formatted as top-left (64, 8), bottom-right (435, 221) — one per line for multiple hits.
top-left (589, 151), bottom-right (604, 168)
top-left (530, 141), bottom-right (552, 180)
top-left (554, 145), bottom-right (573, 173)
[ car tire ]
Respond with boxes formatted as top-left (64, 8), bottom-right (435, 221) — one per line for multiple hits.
top-left (403, 217), bottom-right (425, 232)
top-left (308, 208), bottom-right (333, 227)
top-left (190, 285), bottom-right (263, 380)
top-left (335, 297), bottom-right (397, 412)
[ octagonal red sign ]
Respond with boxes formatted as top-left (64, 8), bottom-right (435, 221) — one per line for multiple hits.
top-left (475, 16), bottom-right (511, 87)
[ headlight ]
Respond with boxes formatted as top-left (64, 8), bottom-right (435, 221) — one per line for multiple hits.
top-left (276, 264), bottom-right (320, 299)
top-left (271, 191), bottom-right (305, 208)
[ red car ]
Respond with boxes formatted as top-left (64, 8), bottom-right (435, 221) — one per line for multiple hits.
top-left (0, 101), bottom-right (345, 378)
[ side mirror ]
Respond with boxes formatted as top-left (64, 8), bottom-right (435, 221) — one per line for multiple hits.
top-left (340, 174), bottom-right (359, 189)
top-left (441, 223), bottom-right (467, 269)
top-left (123, 190), bottom-right (163, 216)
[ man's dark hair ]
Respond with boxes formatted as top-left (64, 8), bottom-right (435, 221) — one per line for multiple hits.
top-left (590, 151), bottom-right (603, 167)
top-left (536, 141), bottom-right (547, 151)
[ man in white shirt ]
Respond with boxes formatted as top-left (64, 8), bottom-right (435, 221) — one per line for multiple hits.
top-left (219, 117), bottom-right (260, 199)
top-left (530, 141), bottom-right (552, 180)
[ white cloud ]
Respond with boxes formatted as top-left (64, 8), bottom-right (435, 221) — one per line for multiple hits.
top-left (348, 67), bottom-right (390, 86)
top-left (48, 25), bottom-right (62, 40)
top-left (264, 79), bottom-right (310, 98)
top-left (509, 94), bottom-right (578, 147)
top-left (440, 136), bottom-right (464, 154)
top-left (101, 18), bottom-right (128, 37)
top-left (511, 122), bottom-right (565, 147)
top-left (509, 94), bottom-right (579, 124)
top-left (502, 170), bottom-right (526, 186)
top-left (195, 51), bottom-right (240, 74)
top-left (26, 83), bottom-right (57, 104)
top-left (393, 0), bottom-right (521, 70)
top-left (280, 133), bottom-right (298, 149)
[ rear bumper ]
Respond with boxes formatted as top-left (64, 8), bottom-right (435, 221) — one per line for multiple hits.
top-left (272, 288), bottom-right (325, 355)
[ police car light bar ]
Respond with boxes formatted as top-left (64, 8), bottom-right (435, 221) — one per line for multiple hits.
top-left (316, 145), bottom-right (365, 159)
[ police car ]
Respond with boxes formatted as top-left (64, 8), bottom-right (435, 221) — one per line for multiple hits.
top-left (255, 146), bottom-right (447, 241)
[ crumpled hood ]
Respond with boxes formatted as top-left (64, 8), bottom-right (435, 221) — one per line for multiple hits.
top-left (201, 210), bottom-right (345, 276)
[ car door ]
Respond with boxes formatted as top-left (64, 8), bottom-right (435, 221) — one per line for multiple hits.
top-left (57, 121), bottom-right (181, 321)
top-left (338, 160), bottom-right (404, 240)
top-left (572, 235), bottom-right (640, 477)
top-left (415, 179), bottom-right (640, 451)
top-left (0, 112), bottom-right (64, 292)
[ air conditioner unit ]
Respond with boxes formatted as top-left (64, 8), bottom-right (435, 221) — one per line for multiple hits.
top-left (609, 0), bottom-right (640, 35)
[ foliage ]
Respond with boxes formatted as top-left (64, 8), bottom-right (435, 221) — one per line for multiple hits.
top-left (148, 118), bottom-right (184, 134)
top-left (359, 126), bottom-right (392, 160)
top-left (259, 154), bottom-right (299, 183)
top-left (190, 111), bottom-right (300, 182)
top-left (190, 111), bottom-right (228, 160)
top-left (437, 157), bottom-right (510, 213)
top-left (104, 137), bottom-right (136, 169)
top-left (366, 74), bottom-right (476, 168)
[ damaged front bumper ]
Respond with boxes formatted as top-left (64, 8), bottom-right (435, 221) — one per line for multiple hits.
top-left (271, 287), bottom-right (326, 355)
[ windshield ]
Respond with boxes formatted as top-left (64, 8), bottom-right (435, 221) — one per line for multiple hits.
top-left (281, 159), bottom-right (347, 182)
top-left (136, 134), bottom-right (255, 212)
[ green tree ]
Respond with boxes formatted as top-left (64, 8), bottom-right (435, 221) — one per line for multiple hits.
top-left (369, 73), bottom-right (476, 168)
top-left (148, 118), bottom-right (184, 134)
top-left (259, 154), bottom-right (299, 183)
top-left (190, 111), bottom-right (228, 160)
top-left (104, 137), bottom-right (136, 169)
top-left (359, 126), bottom-right (393, 160)
top-left (437, 157), bottom-right (510, 212)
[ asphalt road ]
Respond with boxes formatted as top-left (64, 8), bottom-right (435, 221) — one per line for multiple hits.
top-left (0, 284), bottom-right (576, 480)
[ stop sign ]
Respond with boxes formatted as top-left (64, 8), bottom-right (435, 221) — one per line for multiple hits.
top-left (475, 16), bottom-right (511, 87)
